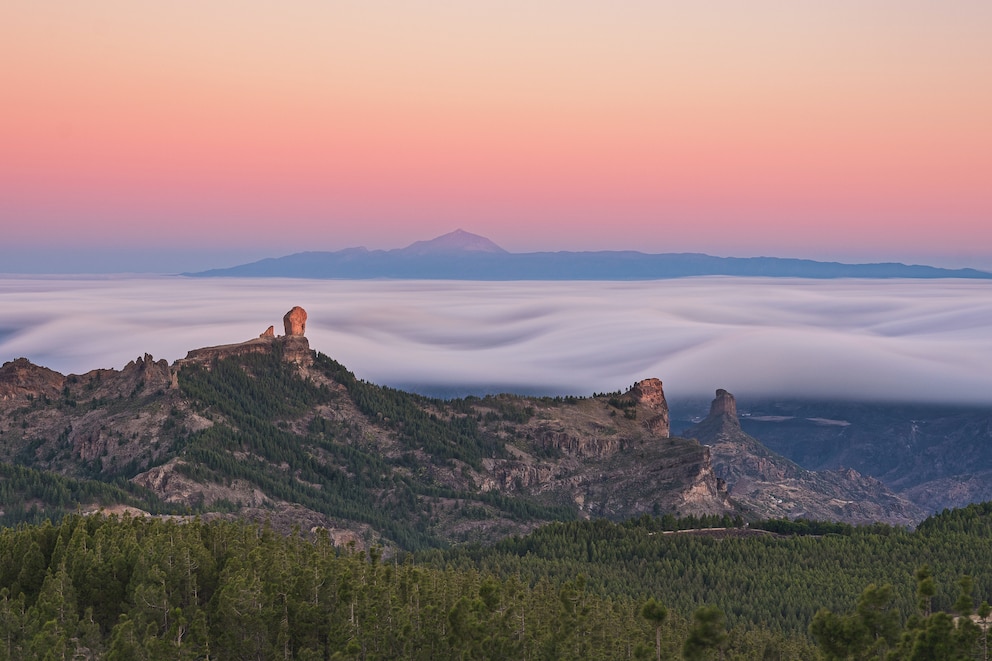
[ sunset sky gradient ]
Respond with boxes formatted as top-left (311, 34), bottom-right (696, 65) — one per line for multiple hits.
top-left (3, 2), bottom-right (991, 272)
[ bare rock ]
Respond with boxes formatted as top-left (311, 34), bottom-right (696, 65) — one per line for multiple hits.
top-left (0, 358), bottom-right (65, 401)
top-left (625, 378), bottom-right (671, 437)
top-left (260, 326), bottom-right (275, 338)
top-left (709, 389), bottom-right (738, 423)
top-left (120, 354), bottom-right (174, 395)
top-left (686, 390), bottom-right (925, 526)
top-left (283, 306), bottom-right (307, 336)
top-left (539, 428), bottom-right (624, 459)
top-left (628, 378), bottom-right (666, 408)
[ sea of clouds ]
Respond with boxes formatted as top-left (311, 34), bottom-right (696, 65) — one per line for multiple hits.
top-left (2, 276), bottom-right (992, 403)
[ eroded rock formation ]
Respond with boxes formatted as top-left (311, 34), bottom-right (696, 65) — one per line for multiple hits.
top-left (685, 388), bottom-right (924, 526)
top-left (0, 358), bottom-right (65, 401)
top-left (626, 378), bottom-right (671, 437)
top-left (283, 306), bottom-right (307, 336)
top-left (709, 388), bottom-right (738, 422)
top-left (184, 307), bottom-right (312, 366)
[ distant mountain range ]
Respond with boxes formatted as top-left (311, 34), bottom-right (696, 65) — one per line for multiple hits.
top-left (188, 229), bottom-right (992, 280)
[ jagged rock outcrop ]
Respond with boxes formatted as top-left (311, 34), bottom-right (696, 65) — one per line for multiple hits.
top-left (281, 336), bottom-right (312, 366)
top-left (686, 389), bottom-right (925, 525)
top-left (118, 354), bottom-right (174, 396)
top-left (537, 428), bottom-right (625, 459)
top-left (622, 378), bottom-right (671, 436)
top-left (0, 358), bottom-right (65, 401)
top-left (469, 384), bottom-right (732, 519)
top-left (284, 306), bottom-right (307, 336)
top-left (710, 388), bottom-right (738, 419)
top-left (184, 307), bottom-right (312, 366)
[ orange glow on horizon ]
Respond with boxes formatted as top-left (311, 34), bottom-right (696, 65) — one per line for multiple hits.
top-left (1, 2), bottom-right (990, 263)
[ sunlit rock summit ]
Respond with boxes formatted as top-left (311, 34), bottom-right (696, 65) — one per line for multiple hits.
top-left (184, 307), bottom-right (312, 366)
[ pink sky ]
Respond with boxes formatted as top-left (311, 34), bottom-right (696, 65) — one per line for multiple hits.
top-left (2, 2), bottom-right (991, 271)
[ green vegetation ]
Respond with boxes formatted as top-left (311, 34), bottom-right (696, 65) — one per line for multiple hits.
top-left (3, 507), bottom-right (991, 659)
top-left (175, 351), bottom-right (573, 550)
top-left (436, 504), bottom-right (992, 636)
top-left (0, 514), bottom-right (817, 660)
top-left (811, 573), bottom-right (992, 660)
top-left (316, 353), bottom-right (507, 468)
top-left (4, 347), bottom-right (992, 657)
top-left (0, 462), bottom-right (179, 526)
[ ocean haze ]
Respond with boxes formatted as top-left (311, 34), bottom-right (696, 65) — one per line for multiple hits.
top-left (2, 276), bottom-right (992, 404)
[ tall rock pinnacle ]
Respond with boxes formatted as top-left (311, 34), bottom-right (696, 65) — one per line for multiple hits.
top-left (283, 306), bottom-right (307, 336)
top-left (708, 389), bottom-right (739, 426)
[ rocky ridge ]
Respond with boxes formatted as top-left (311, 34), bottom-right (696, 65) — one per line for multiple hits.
top-left (0, 309), bottom-right (733, 546)
top-left (0, 308), bottom-right (935, 549)
top-left (685, 390), bottom-right (924, 526)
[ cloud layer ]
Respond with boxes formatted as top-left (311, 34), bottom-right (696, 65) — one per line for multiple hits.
top-left (2, 276), bottom-right (992, 403)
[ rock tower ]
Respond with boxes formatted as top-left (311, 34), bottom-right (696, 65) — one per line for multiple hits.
top-left (283, 306), bottom-right (307, 336)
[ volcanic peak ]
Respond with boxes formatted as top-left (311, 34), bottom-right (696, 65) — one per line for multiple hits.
top-left (399, 229), bottom-right (508, 256)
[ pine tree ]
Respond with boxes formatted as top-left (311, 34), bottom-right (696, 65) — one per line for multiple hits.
top-left (640, 598), bottom-right (668, 661)
top-left (683, 605), bottom-right (728, 661)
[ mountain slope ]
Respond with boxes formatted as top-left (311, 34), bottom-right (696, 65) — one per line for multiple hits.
top-left (736, 400), bottom-right (992, 512)
top-left (0, 309), bottom-right (735, 549)
top-left (684, 390), bottom-right (923, 525)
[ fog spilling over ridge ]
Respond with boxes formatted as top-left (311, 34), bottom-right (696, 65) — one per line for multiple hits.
top-left (2, 276), bottom-right (992, 403)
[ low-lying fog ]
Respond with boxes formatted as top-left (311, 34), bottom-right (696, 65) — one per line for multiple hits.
top-left (2, 276), bottom-right (991, 403)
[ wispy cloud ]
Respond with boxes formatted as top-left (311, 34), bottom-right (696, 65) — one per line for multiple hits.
top-left (2, 276), bottom-right (991, 403)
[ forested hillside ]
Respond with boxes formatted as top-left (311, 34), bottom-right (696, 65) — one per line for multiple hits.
top-left (1, 505), bottom-right (990, 659)
top-left (2, 314), bottom-right (991, 658)
top-left (169, 350), bottom-right (577, 549)
top-left (439, 503), bottom-right (992, 638)
top-left (0, 462), bottom-right (180, 527)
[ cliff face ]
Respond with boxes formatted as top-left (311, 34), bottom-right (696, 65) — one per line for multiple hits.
top-left (709, 389), bottom-right (737, 418)
top-left (473, 381), bottom-right (730, 519)
top-left (686, 390), bottom-right (925, 526)
top-left (182, 314), bottom-right (312, 367)
top-left (623, 378), bottom-right (671, 436)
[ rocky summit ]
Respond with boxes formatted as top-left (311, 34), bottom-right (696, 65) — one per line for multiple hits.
top-left (183, 308), bottom-right (312, 367)
top-left (0, 309), bottom-right (941, 551)
top-left (283, 305), bottom-right (307, 336)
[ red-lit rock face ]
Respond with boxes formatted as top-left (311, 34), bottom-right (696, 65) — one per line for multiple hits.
top-left (283, 307), bottom-right (307, 336)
